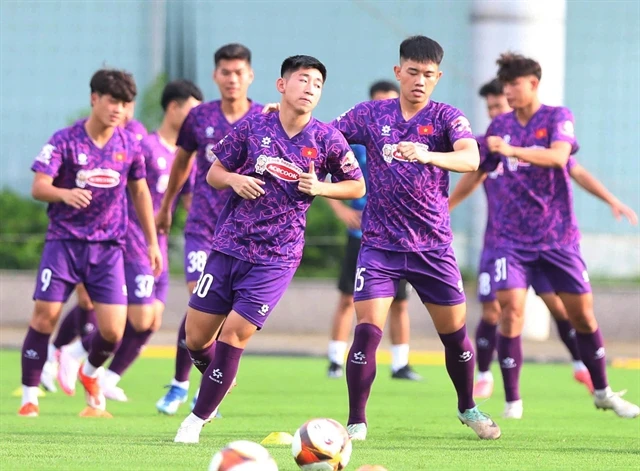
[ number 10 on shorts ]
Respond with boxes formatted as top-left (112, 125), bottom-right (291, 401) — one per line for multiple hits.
top-left (354, 267), bottom-right (366, 292)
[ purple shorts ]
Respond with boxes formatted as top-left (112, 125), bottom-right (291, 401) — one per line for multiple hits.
top-left (353, 245), bottom-right (466, 306)
top-left (188, 250), bottom-right (297, 329)
top-left (34, 240), bottom-right (127, 305)
top-left (184, 232), bottom-right (211, 283)
top-left (477, 248), bottom-right (555, 302)
top-left (488, 245), bottom-right (591, 295)
top-left (124, 260), bottom-right (169, 305)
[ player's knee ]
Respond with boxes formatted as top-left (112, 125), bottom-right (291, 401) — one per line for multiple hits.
top-left (99, 326), bottom-right (123, 343)
top-left (482, 301), bottom-right (501, 324)
top-left (77, 297), bottom-right (94, 311)
top-left (31, 305), bottom-right (58, 333)
top-left (389, 300), bottom-right (408, 317)
top-left (498, 305), bottom-right (523, 335)
top-left (128, 306), bottom-right (155, 332)
top-left (569, 310), bottom-right (597, 333)
top-left (185, 325), bottom-right (208, 351)
top-left (338, 294), bottom-right (354, 312)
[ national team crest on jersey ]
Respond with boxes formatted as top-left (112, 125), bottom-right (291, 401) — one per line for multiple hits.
top-left (76, 169), bottom-right (121, 188)
top-left (535, 128), bottom-right (547, 139)
top-left (255, 155), bottom-right (302, 182)
top-left (114, 151), bottom-right (126, 162)
top-left (418, 124), bottom-right (434, 135)
top-left (301, 147), bottom-right (318, 159)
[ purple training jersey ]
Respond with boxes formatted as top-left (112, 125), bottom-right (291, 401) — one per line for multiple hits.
top-left (331, 98), bottom-right (475, 252)
top-left (124, 131), bottom-right (193, 263)
top-left (210, 112), bottom-right (363, 267)
top-left (125, 119), bottom-right (148, 141)
top-left (177, 100), bottom-right (263, 241)
top-left (479, 133), bottom-right (578, 250)
top-left (481, 105), bottom-right (580, 250)
top-left (31, 121), bottom-right (146, 243)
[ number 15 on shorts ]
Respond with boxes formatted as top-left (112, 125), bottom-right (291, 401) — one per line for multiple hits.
top-left (354, 267), bottom-right (366, 292)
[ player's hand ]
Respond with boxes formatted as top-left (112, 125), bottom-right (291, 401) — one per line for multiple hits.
top-left (261, 103), bottom-right (280, 114)
top-left (335, 204), bottom-right (362, 230)
top-left (486, 136), bottom-right (514, 156)
top-left (62, 188), bottom-right (92, 209)
top-left (298, 161), bottom-right (324, 196)
top-left (610, 200), bottom-right (638, 225)
top-left (230, 174), bottom-right (266, 200)
top-left (155, 207), bottom-right (172, 235)
top-left (147, 243), bottom-right (163, 277)
top-left (397, 141), bottom-right (431, 164)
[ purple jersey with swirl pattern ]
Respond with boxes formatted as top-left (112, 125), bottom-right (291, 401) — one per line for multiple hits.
top-left (125, 119), bottom-right (148, 141)
top-left (124, 132), bottom-right (193, 263)
top-left (331, 98), bottom-right (475, 252)
top-left (479, 132), bottom-right (578, 250)
top-left (211, 112), bottom-right (363, 267)
top-left (31, 121), bottom-right (146, 243)
top-left (177, 100), bottom-right (263, 240)
top-left (480, 105), bottom-right (580, 250)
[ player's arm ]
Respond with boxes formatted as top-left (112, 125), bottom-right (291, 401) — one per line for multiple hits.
top-left (156, 147), bottom-right (195, 232)
top-left (128, 178), bottom-right (163, 275)
top-left (207, 160), bottom-right (265, 200)
top-left (31, 173), bottom-right (92, 208)
top-left (326, 198), bottom-right (362, 230)
top-left (449, 170), bottom-right (487, 211)
top-left (570, 164), bottom-right (638, 224)
top-left (299, 160), bottom-right (365, 199)
top-left (490, 139), bottom-right (571, 168)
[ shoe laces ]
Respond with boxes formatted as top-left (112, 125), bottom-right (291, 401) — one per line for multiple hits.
top-left (463, 407), bottom-right (492, 423)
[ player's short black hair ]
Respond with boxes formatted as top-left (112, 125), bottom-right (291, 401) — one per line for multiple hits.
top-left (280, 55), bottom-right (327, 83)
top-left (214, 43), bottom-right (252, 67)
top-left (399, 35), bottom-right (444, 65)
top-left (369, 80), bottom-right (399, 99)
top-left (90, 69), bottom-right (137, 103)
top-left (160, 80), bottom-right (204, 111)
top-left (496, 52), bottom-right (542, 82)
top-left (478, 78), bottom-right (504, 98)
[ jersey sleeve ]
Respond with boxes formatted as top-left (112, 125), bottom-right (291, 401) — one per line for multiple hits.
top-left (444, 107), bottom-right (475, 145)
top-left (551, 107), bottom-right (579, 155)
top-left (211, 118), bottom-right (250, 172)
top-left (176, 108), bottom-right (199, 153)
top-left (323, 130), bottom-right (363, 183)
top-left (31, 132), bottom-right (66, 178)
top-left (128, 139), bottom-right (147, 181)
top-left (329, 102), bottom-right (369, 145)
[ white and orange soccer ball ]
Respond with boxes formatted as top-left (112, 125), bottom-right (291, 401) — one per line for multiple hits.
top-left (292, 418), bottom-right (353, 470)
top-left (209, 440), bottom-right (278, 471)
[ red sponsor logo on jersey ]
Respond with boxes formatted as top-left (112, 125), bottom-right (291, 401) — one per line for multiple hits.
top-left (114, 151), bottom-right (126, 162)
top-left (301, 147), bottom-right (318, 159)
top-left (75, 169), bottom-right (121, 188)
top-left (535, 128), bottom-right (547, 139)
top-left (265, 162), bottom-right (301, 181)
top-left (418, 124), bottom-right (434, 135)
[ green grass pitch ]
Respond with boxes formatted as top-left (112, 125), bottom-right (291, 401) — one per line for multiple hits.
top-left (1, 351), bottom-right (638, 470)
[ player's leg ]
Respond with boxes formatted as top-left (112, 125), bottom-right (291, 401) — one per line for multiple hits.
top-left (474, 300), bottom-right (500, 398)
top-left (327, 235), bottom-right (360, 378)
top-left (175, 254), bottom-right (296, 443)
top-left (157, 234), bottom-right (206, 414)
top-left (71, 244), bottom-right (128, 413)
top-left (20, 241), bottom-right (77, 416)
top-left (102, 262), bottom-right (159, 401)
top-left (407, 246), bottom-right (500, 439)
top-left (541, 247), bottom-right (638, 417)
top-left (389, 282), bottom-right (421, 381)
top-left (346, 246), bottom-right (400, 440)
top-left (474, 252), bottom-right (500, 398)
top-left (42, 284), bottom-right (96, 392)
top-left (536, 282), bottom-right (592, 392)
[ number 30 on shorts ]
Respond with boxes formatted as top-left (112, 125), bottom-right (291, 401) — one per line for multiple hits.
top-left (354, 267), bottom-right (366, 292)
top-left (193, 271), bottom-right (213, 298)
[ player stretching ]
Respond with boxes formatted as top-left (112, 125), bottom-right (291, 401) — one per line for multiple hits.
top-left (174, 55), bottom-right (365, 443)
top-left (155, 44), bottom-right (263, 415)
top-left (479, 53), bottom-right (638, 419)
top-left (19, 69), bottom-right (161, 417)
top-left (326, 80), bottom-right (421, 381)
top-left (330, 36), bottom-right (500, 440)
top-left (450, 78), bottom-right (638, 402)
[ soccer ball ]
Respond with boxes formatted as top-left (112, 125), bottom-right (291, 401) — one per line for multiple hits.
top-left (209, 440), bottom-right (278, 471)
top-left (292, 418), bottom-right (352, 470)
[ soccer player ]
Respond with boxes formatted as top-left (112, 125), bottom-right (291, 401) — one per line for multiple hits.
top-left (19, 69), bottom-right (161, 417)
top-left (477, 52), bottom-right (639, 419)
top-left (173, 54), bottom-right (365, 443)
top-left (450, 78), bottom-right (638, 403)
top-left (96, 80), bottom-right (203, 401)
top-left (326, 80), bottom-right (421, 381)
top-left (155, 43), bottom-right (263, 415)
top-left (330, 36), bottom-right (500, 440)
